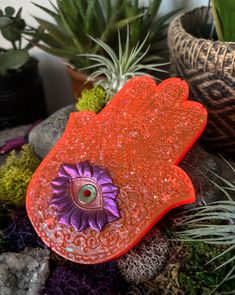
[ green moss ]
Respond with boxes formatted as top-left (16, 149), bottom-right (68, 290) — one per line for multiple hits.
top-left (0, 145), bottom-right (40, 207)
top-left (179, 241), bottom-right (235, 294)
top-left (75, 85), bottom-right (107, 113)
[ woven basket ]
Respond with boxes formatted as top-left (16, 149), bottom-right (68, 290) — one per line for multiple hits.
top-left (168, 7), bottom-right (235, 160)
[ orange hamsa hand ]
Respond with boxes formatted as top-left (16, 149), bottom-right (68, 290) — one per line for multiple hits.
top-left (26, 76), bottom-right (207, 264)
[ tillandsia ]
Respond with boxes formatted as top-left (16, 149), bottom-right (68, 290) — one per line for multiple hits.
top-left (78, 28), bottom-right (169, 97)
top-left (173, 157), bottom-right (235, 293)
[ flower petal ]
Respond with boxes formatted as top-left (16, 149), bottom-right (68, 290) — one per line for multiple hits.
top-left (50, 193), bottom-right (68, 204)
top-left (58, 206), bottom-right (75, 225)
top-left (87, 211), bottom-right (107, 231)
top-left (58, 164), bottom-right (72, 178)
top-left (96, 170), bottom-right (113, 184)
top-left (71, 209), bottom-right (89, 231)
top-left (76, 162), bottom-right (85, 176)
top-left (96, 210), bottom-right (107, 231)
top-left (82, 161), bottom-right (92, 178)
top-left (88, 211), bottom-right (98, 230)
top-left (70, 209), bottom-right (83, 230)
top-left (106, 210), bottom-right (120, 223)
top-left (103, 192), bottom-right (118, 200)
top-left (101, 183), bottom-right (118, 194)
top-left (54, 199), bottom-right (73, 212)
top-left (51, 177), bottom-right (68, 187)
top-left (96, 172), bottom-right (113, 185)
top-left (78, 213), bottom-right (89, 231)
top-left (51, 186), bottom-right (68, 195)
top-left (61, 164), bottom-right (79, 179)
top-left (91, 165), bottom-right (103, 181)
top-left (103, 199), bottom-right (120, 218)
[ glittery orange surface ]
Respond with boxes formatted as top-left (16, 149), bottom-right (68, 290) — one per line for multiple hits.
top-left (26, 77), bottom-right (207, 264)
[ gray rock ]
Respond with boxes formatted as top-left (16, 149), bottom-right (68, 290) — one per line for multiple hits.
top-left (0, 248), bottom-right (50, 295)
top-left (180, 143), bottom-right (221, 205)
top-left (29, 104), bottom-right (76, 158)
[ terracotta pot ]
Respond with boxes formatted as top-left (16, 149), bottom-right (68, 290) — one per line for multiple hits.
top-left (168, 7), bottom-right (235, 160)
top-left (67, 66), bottom-right (94, 98)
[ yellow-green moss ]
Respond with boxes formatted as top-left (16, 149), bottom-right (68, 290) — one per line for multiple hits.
top-left (75, 85), bottom-right (107, 113)
top-left (0, 145), bottom-right (40, 207)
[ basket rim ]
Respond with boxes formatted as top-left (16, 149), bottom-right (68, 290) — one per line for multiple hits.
top-left (171, 6), bottom-right (235, 46)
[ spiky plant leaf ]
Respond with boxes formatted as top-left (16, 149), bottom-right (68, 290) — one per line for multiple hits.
top-left (174, 158), bottom-right (235, 291)
top-left (32, 0), bottom-right (178, 70)
top-left (212, 0), bottom-right (235, 41)
top-left (78, 28), bottom-right (169, 97)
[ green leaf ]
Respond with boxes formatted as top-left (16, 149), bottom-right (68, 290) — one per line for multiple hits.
top-left (212, 0), bottom-right (235, 41)
top-left (34, 17), bottom-right (70, 47)
top-left (5, 6), bottom-right (15, 16)
top-left (114, 13), bottom-right (144, 30)
top-left (1, 25), bottom-right (21, 42)
top-left (15, 7), bottom-right (22, 19)
top-left (32, 2), bottom-right (58, 19)
top-left (15, 18), bottom-right (25, 30)
top-left (76, 0), bottom-right (86, 20)
top-left (148, 0), bottom-right (162, 18)
top-left (0, 50), bottom-right (29, 72)
top-left (85, 0), bottom-right (96, 33)
top-left (37, 43), bottom-right (76, 59)
top-left (0, 16), bottom-right (11, 29)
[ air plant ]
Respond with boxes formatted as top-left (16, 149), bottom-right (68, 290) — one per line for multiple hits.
top-left (79, 28), bottom-right (169, 97)
top-left (174, 157), bottom-right (235, 292)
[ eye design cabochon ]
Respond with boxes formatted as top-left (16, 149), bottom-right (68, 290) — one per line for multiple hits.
top-left (26, 76), bottom-right (207, 264)
top-left (50, 161), bottom-right (120, 232)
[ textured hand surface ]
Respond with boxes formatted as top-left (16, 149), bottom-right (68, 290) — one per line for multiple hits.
top-left (27, 77), bottom-right (207, 264)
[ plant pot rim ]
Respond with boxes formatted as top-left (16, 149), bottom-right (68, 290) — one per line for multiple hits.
top-left (0, 56), bottom-right (39, 79)
top-left (173, 6), bottom-right (235, 45)
top-left (67, 65), bottom-right (104, 83)
top-left (66, 65), bottom-right (90, 80)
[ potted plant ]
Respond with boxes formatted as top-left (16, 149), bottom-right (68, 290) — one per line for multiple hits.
top-left (73, 27), bottom-right (168, 115)
top-left (33, 0), bottom-right (177, 98)
top-left (0, 6), bottom-right (47, 131)
top-left (168, 0), bottom-right (235, 160)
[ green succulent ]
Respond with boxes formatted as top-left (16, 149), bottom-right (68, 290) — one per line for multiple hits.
top-left (33, 0), bottom-right (178, 70)
top-left (79, 28), bottom-right (169, 96)
top-left (0, 6), bottom-right (37, 76)
top-left (75, 85), bottom-right (107, 113)
top-left (174, 157), bottom-right (235, 293)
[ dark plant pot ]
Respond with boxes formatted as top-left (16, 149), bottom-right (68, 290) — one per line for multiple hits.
top-left (0, 58), bottom-right (47, 130)
top-left (168, 7), bottom-right (235, 160)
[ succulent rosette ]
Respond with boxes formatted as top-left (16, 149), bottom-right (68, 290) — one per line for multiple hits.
top-left (50, 161), bottom-right (120, 232)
